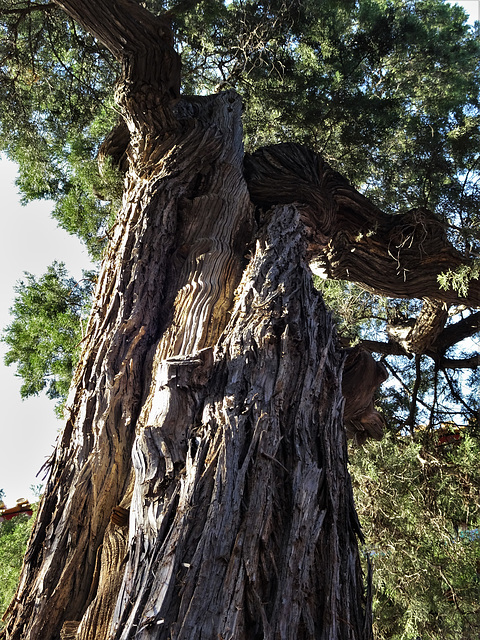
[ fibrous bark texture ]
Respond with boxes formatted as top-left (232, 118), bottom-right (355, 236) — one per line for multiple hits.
top-left (2, 90), bottom-right (372, 639)
top-left (109, 204), bottom-right (369, 640)
top-left (2, 91), bottom-right (255, 640)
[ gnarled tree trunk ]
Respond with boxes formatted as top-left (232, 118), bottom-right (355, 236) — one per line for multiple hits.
top-left (1, 85), bottom-right (370, 640)
top-left (2, 1), bottom-right (476, 639)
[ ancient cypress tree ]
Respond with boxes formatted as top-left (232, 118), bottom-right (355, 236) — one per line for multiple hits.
top-left (0, 1), bottom-right (478, 639)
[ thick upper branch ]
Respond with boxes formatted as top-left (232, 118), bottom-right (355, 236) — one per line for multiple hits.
top-left (0, 2), bottom-right (57, 16)
top-left (53, 0), bottom-right (181, 132)
top-left (359, 307), bottom-right (479, 368)
top-left (245, 144), bottom-right (480, 307)
top-left (53, 0), bottom-right (174, 62)
top-left (360, 339), bottom-right (480, 369)
top-left (434, 310), bottom-right (480, 351)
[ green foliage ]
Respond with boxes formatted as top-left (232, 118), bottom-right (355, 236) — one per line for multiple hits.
top-left (0, 1), bottom-right (121, 258)
top-left (1, 262), bottom-right (95, 416)
top-left (351, 432), bottom-right (480, 640)
top-left (211, 1), bottom-right (478, 209)
top-left (1, 0), bottom-right (479, 262)
top-left (0, 509), bottom-right (35, 628)
top-left (314, 276), bottom-right (394, 344)
top-left (438, 263), bottom-right (480, 298)
top-left (177, 0), bottom-right (480, 392)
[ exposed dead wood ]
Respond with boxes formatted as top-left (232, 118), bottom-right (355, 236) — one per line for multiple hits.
top-left (60, 621), bottom-right (81, 640)
top-left (74, 523), bottom-right (129, 640)
top-left (110, 506), bottom-right (130, 528)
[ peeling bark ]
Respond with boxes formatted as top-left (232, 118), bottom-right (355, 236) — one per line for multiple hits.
top-left (2, 95), bottom-right (374, 637)
top-left (1, 87), bottom-right (376, 637)
top-left (2, 91), bottom-right (254, 640)
top-left (107, 205), bottom-right (369, 640)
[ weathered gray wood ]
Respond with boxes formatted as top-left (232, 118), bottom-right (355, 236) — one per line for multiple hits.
top-left (2, 86), bottom-right (374, 637)
top-left (109, 204), bottom-right (369, 639)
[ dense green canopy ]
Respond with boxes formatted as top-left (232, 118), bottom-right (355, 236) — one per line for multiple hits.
top-left (351, 431), bottom-right (480, 639)
top-left (1, 0), bottom-right (479, 394)
top-left (1, 1), bottom-right (480, 253)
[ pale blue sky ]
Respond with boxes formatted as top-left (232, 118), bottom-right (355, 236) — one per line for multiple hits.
top-left (0, 157), bottom-right (92, 505)
top-left (0, 1), bottom-right (476, 507)
top-left (455, 1), bottom-right (479, 22)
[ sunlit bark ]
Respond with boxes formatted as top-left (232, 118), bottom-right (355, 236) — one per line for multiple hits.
top-left (2, 90), bottom-right (372, 639)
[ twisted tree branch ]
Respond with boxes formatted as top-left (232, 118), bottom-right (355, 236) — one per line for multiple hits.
top-left (245, 143), bottom-right (480, 306)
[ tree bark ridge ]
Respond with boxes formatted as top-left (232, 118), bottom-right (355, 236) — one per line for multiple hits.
top-left (1, 92), bottom-right (252, 640)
